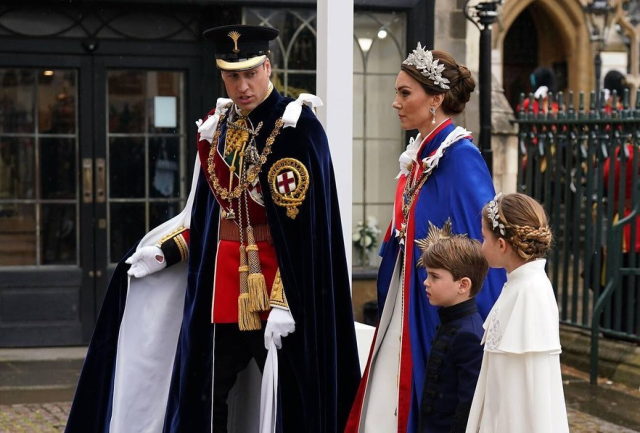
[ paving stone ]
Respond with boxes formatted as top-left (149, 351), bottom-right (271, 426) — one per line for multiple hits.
top-left (0, 400), bottom-right (638, 431)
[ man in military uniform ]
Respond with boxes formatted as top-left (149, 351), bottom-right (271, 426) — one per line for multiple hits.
top-left (66, 25), bottom-right (360, 433)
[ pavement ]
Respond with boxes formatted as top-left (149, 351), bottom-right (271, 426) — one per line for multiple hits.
top-left (1, 347), bottom-right (640, 432)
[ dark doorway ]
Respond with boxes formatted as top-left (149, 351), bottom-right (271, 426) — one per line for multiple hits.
top-left (0, 49), bottom-right (200, 347)
top-left (503, 8), bottom-right (538, 111)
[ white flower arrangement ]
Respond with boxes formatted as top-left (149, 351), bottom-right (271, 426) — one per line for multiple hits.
top-left (353, 216), bottom-right (382, 259)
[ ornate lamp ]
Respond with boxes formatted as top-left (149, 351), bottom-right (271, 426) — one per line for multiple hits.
top-left (464, 0), bottom-right (503, 175)
top-left (584, 0), bottom-right (614, 107)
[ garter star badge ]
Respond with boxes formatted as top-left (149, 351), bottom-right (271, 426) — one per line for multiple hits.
top-left (268, 158), bottom-right (309, 219)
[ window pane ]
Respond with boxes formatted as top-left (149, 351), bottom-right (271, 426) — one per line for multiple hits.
top-left (365, 139), bottom-right (403, 203)
top-left (40, 137), bottom-right (76, 199)
top-left (149, 136), bottom-right (180, 198)
top-left (366, 27), bottom-right (404, 75)
top-left (109, 137), bottom-right (145, 198)
top-left (0, 69), bottom-right (35, 133)
top-left (0, 67), bottom-right (79, 267)
top-left (150, 202), bottom-right (181, 229)
top-left (41, 203), bottom-right (76, 265)
top-left (353, 139), bottom-right (364, 203)
top-left (353, 37), bottom-right (365, 74)
top-left (0, 204), bottom-right (36, 266)
top-left (110, 202), bottom-right (145, 262)
top-left (284, 73), bottom-right (315, 98)
top-left (0, 137), bottom-right (35, 200)
top-left (148, 71), bottom-right (182, 133)
top-left (288, 27), bottom-right (316, 70)
top-left (365, 75), bottom-right (399, 140)
top-left (38, 69), bottom-right (76, 134)
top-left (360, 203), bottom-right (392, 268)
top-left (108, 71), bottom-right (145, 133)
top-left (353, 74), bottom-right (365, 138)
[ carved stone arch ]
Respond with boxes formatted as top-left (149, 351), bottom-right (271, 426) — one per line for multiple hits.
top-left (614, 5), bottom-right (639, 79)
top-left (497, 0), bottom-right (593, 94)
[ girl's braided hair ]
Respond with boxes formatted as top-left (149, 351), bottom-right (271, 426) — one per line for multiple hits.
top-left (483, 193), bottom-right (552, 260)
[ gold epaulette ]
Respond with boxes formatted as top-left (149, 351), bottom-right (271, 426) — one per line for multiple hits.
top-left (269, 268), bottom-right (289, 309)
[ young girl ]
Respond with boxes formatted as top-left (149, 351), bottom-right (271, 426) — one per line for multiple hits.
top-left (466, 193), bottom-right (569, 432)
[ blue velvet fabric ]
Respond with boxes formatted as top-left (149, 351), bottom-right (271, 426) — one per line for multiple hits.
top-left (65, 245), bottom-right (136, 433)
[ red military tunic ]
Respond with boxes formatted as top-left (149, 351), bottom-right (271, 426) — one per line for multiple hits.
top-left (205, 131), bottom-right (278, 322)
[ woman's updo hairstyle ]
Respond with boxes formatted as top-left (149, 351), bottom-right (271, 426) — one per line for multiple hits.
top-left (482, 193), bottom-right (553, 260)
top-left (400, 48), bottom-right (475, 115)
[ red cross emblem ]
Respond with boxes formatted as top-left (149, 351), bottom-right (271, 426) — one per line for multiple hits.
top-left (276, 171), bottom-right (296, 194)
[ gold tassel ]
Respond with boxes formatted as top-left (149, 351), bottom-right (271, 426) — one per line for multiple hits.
top-left (238, 293), bottom-right (261, 331)
top-left (238, 245), bottom-right (261, 330)
top-left (246, 226), bottom-right (270, 312)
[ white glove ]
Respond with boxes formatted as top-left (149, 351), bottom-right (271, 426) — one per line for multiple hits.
top-left (125, 246), bottom-right (166, 278)
top-left (264, 308), bottom-right (295, 350)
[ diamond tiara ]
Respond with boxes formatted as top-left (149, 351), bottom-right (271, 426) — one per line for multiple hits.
top-left (487, 193), bottom-right (505, 236)
top-left (402, 43), bottom-right (450, 90)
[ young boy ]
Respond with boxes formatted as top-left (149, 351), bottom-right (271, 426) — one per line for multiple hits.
top-left (416, 220), bottom-right (489, 433)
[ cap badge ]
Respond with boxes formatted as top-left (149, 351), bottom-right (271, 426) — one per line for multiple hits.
top-left (228, 31), bottom-right (241, 53)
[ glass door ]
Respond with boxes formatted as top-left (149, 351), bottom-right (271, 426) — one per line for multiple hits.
top-left (0, 53), bottom-right (196, 347)
top-left (0, 67), bottom-right (79, 266)
top-left (106, 70), bottom-right (187, 264)
top-left (0, 54), bottom-right (91, 347)
top-left (92, 55), bottom-right (197, 307)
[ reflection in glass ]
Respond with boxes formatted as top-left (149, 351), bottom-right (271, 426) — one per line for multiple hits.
top-left (148, 71), bottom-right (182, 133)
top-left (108, 71), bottom-right (145, 133)
top-left (149, 137), bottom-right (180, 198)
top-left (284, 74), bottom-right (315, 98)
top-left (150, 202), bottom-right (181, 229)
top-left (0, 137), bottom-right (35, 201)
top-left (110, 203), bottom-right (145, 262)
top-left (40, 137), bottom-right (76, 200)
top-left (0, 204), bottom-right (36, 266)
top-left (107, 69), bottom-right (185, 264)
top-left (365, 139), bottom-right (401, 202)
top-left (109, 137), bottom-right (145, 198)
top-left (288, 27), bottom-right (316, 70)
top-left (0, 69), bottom-right (35, 133)
top-left (1, 67), bottom-right (79, 267)
top-left (38, 70), bottom-right (76, 133)
top-left (41, 204), bottom-right (76, 264)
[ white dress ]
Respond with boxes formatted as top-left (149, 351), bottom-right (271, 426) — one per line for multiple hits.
top-left (466, 259), bottom-right (569, 433)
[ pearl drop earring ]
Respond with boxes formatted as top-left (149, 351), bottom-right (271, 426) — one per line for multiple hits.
top-left (430, 106), bottom-right (436, 124)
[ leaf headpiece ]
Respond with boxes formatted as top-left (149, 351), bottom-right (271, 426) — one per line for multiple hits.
top-left (402, 43), bottom-right (450, 90)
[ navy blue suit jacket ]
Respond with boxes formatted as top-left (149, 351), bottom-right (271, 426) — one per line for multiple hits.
top-left (419, 298), bottom-right (484, 433)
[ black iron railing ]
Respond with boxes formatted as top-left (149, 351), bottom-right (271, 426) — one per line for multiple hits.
top-left (514, 90), bottom-right (640, 384)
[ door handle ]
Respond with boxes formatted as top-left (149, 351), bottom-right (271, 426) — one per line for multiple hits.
top-left (82, 158), bottom-right (93, 203)
top-left (96, 158), bottom-right (106, 203)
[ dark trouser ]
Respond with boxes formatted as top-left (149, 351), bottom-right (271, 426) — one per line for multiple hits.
top-left (213, 323), bottom-right (268, 432)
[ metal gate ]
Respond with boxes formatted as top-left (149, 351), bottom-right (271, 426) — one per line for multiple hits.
top-left (514, 90), bottom-right (640, 383)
